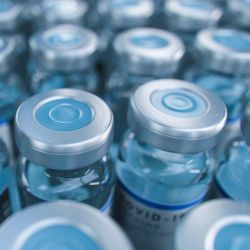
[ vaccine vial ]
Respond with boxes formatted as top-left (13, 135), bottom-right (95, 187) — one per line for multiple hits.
top-left (0, 35), bottom-right (26, 163)
top-left (15, 89), bottom-right (115, 215)
top-left (185, 28), bottom-right (250, 160)
top-left (0, 0), bottom-right (28, 81)
top-left (164, 0), bottom-right (222, 75)
top-left (0, 139), bottom-right (20, 223)
top-left (215, 104), bottom-right (250, 201)
top-left (175, 199), bottom-right (250, 250)
top-left (106, 28), bottom-right (185, 141)
top-left (29, 0), bottom-right (89, 31)
top-left (225, 0), bottom-right (250, 31)
top-left (163, 0), bottom-right (223, 47)
top-left (28, 25), bottom-right (99, 94)
top-left (97, 0), bottom-right (155, 52)
top-left (114, 79), bottom-right (227, 250)
top-left (0, 201), bottom-right (134, 250)
top-left (0, 0), bottom-right (26, 56)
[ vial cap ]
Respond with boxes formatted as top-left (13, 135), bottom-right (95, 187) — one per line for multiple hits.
top-left (175, 199), bottom-right (250, 250)
top-left (30, 24), bottom-right (99, 72)
top-left (98, 0), bottom-right (154, 29)
top-left (195, 28), bottom-right (250, 75)
top-left (0, 35), bottom-right (16, 74)
top-left (37, 0), bottom-right (88, 27)
top-left (0, 1), bottom-right (24, 32)
top-left (15, 89), bottom-right (113, 170)
top-left (228, 0), bottom-right (250, 29)
top-left (0, 201), bottom-right (133, 250)
top-left (114, 28), bottom-right (185, 76)
top-left (164, 0), bottom-right (222, 32)
top-left (128, 79), bottom-right (227, 153)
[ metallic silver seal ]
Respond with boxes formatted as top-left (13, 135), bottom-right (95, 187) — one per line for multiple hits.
top-left (0, 1), bottom-right (24, 32)
top-left (175, 199), bottom-right (250, 250)
top-left (30, 24), bottom-right (99, 72)
top-left (128, 79), bottom-right (227, 153)
top-left (227, 0), bottom-right (250, 28)
top-left (97, 0), bottom-right (154, 29)
top-left (35, 0), bottom-right (88, 27)
top-left (164, 0), bottom-right (222, 31)
top-left (195, 28), bottom-right (250, 75)
top-left (15, 88), bottom-right (113, 170)
top-left (113, 27), bottom-right (185, 76)
top-left (0, 201), bottom-right (134, 250)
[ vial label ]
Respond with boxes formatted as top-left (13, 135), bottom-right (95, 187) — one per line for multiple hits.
top-left (101, 188), bottom-right (115, 216)
top-left (0, 121), bottom-right (14, 165)
top-left (115, 179), bottom-right (206, 250)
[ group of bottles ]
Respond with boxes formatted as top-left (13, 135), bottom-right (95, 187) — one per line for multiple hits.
top-left (0, 0), bottom-right (250, 250)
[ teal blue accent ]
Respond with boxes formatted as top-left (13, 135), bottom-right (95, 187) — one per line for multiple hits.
top-left (0, 166), bottom-right (21, 214)
top-left (112, 0), bottom-right (139, 8)
top-left (181, 0), bottom-right (213, 10)
top-left (0, 168), bottom-right (8, 194)
top-left (151, 89), bottom-right (208, 118)
top-left (21, 225), bottom-right (100, 250)
top-left (214, 224), bottom-right (250, 250)
top-left (46, 32), bottom-right (85, 49)
top-left (162, 93), bottom-right (196, 112)
top-left (0, 1), bottom-right (12, 12)
top-left (35, 99), bottom-right (93, 131)
top-left (131, 35), bottom-right (168, 49)
top-left (213, 34), bottom-right (250, 52)
top-left (7, 166), bottom-right (21, 212)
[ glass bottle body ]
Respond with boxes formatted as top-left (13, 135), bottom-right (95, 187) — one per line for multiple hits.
top-left (17, 154), bottom-right (115, 213)
top-left (114, 132), bottom-right (215, 250)
top-left (216, 139), bottom-right (250, 201)
top-left (185, 65), bottom-right (249, 159)
top-left (117, 132), bottom-right (215, 206)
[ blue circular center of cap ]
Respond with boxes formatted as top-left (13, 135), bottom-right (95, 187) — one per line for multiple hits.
top-left (181, 0), bottom-right (213, 10)
top-left (131, 35), bottom-right (168, 49)
top-left (213, 34), bottom-right (250, 52)
top-left (112, 0), bottom-right (139, 8)
top-left (45, 31), bottom-right (85, 50)
top-left (35, 99), bottom-right (93, 131)
top-left (0, 1), bottom-right (13, 12)
top-left (21, 225), bottom-right (100, 250)
top-left (151, 89), bottom-right (208, 118)
top-left (214, 223), bottom-right (250, 250)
